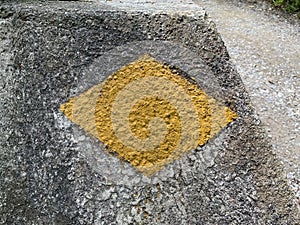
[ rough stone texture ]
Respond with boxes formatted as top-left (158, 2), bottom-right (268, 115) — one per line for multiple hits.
top-left (0, 1), bottom-right (299, 224)
top-left (194, 0), bottom-right (300, 210)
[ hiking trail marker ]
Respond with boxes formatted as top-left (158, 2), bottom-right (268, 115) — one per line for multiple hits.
top-left (1, 0), bottom-right (298, 224)
top-left (60, 55), bottom-right (238, 176)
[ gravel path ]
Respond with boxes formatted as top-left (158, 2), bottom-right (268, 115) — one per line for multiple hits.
top-left (193, 0), bottom-right (300, 206)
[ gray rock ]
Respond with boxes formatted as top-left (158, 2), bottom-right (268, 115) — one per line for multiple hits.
top-left (0, 1), bottom-right (298, 224)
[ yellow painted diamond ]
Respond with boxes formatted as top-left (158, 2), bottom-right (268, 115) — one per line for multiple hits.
top-left (60, 55), bottom-right (238, 176)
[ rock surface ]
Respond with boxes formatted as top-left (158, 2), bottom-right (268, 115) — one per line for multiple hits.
top-left (0, 1), bottom-right (299, 224)
top-left (194, 0), bottom-right (300, 209)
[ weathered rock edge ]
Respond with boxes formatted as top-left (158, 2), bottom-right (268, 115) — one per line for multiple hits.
top-left (0, 1), bottom-right (298, 224)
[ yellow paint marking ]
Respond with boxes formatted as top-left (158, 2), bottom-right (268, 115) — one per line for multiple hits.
top-left (60, 55), bottom-right (238, 176)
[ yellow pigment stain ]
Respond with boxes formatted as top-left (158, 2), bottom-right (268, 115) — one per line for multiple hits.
top-left (60, 55), bottom-right (238, 176)
top-left (60, 97), bottom-right (74, 121)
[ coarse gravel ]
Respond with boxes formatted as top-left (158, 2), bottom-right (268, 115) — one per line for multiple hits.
top-left (193, 0), bottom-right (300, 207)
